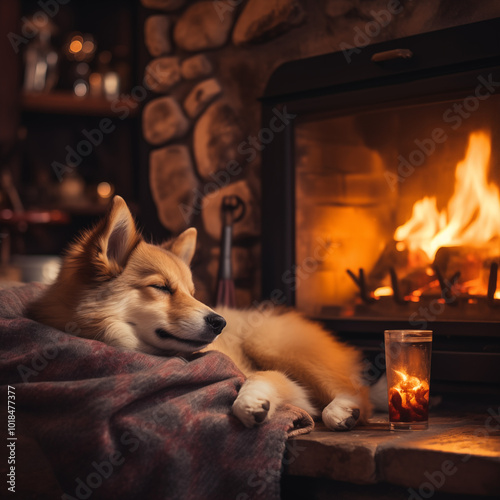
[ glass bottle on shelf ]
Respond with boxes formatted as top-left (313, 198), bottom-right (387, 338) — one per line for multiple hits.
top-left (23, 17), bottom-right (59, 93)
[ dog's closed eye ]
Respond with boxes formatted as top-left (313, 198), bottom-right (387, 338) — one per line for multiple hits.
top-left (149, 284), bottom-right (174, 294)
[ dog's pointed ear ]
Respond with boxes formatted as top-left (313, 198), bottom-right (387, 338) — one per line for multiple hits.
top-left (99, 196), bottom-right (141, 271)
top-left (163, 228), bottom-right (197, 265)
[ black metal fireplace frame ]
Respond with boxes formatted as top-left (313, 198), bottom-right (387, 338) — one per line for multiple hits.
top-left (260, 18), bottom-right (500, 389)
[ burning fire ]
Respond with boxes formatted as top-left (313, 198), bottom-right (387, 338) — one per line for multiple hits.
top-left (394, 131), bottom-right (500, 261)
top-left (388, 369), bottom-right (429, 423)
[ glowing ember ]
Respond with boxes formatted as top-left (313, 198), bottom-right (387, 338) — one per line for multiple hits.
top-left (388, 369), bottom-right (429, 422)
top-left (394, 131), bottom-right (500, 261)
top-left (373, 286), bottom-right (393, 297)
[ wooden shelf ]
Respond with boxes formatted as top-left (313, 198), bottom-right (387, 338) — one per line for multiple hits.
top-left (21, 91), bottom-right (139, 117)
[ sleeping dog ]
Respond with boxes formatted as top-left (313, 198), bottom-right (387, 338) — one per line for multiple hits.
top-left (29, 196), bottom-right (375, 430)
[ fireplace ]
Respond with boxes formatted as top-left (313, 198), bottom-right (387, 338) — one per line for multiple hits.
top-left (261, 18), bottom-right (500, 392)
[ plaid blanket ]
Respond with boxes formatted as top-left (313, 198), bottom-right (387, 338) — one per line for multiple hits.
top-left (0, 284), bottom-right (313, 500)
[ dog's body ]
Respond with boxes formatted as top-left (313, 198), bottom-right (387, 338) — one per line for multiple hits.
top-left (28, 197), bottom-right (373, 430)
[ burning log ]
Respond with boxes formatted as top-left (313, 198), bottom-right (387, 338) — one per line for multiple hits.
top-left (370, 243), bottom-right (499, 302)
top-left (369, 240), bottom-right (409, 281)
top-left (434, 245), bottom-right (497, 283)
top-left (369, 241), bottom-right (436, 297)
top-left (384, 132), bottom-right (500, 303)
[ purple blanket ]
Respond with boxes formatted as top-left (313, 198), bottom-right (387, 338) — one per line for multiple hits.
top-left (0, 284), bottom-right (313, 499)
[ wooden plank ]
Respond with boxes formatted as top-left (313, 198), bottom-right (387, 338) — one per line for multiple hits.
top-left (21, 91), bottom-right (139, 117)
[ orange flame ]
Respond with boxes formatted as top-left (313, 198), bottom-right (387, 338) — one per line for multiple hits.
top-left (394, 131), bottom-right (500, 261)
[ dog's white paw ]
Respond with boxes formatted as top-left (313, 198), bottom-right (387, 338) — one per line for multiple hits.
top-left (232, 380), bottom-right (276, 427)
top-left (322, 395), bottom-right (361, 431)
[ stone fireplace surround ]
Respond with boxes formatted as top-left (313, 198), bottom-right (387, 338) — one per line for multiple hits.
top-left (140, 0), bottom-right (500, 307)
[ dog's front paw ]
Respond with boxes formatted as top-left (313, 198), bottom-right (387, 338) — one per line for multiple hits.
top-left (233, 395), bottom-right (271, 427)
top-left (232, 379), bottom-right (277, 427)
top-left (322, 395), bottom-right (361, 431)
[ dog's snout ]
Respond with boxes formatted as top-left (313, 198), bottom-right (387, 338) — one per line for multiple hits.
top-left (205, 314), bottom-right (226, 335)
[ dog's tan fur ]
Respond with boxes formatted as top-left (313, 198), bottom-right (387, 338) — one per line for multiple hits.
top-left (29, 196), bottom-right (373, 430)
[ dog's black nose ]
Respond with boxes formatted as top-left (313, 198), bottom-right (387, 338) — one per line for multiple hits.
top-left (205, 314), bottom-right (226, 335)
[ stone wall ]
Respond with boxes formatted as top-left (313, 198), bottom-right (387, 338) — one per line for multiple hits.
top-left (139, 0), bottom-right (500, 307)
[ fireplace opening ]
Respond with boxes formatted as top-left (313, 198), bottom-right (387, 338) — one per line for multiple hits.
top-left (261, 19), bottom-right (500, 390)
top-left (295, 101), bottom-right (500, 324)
